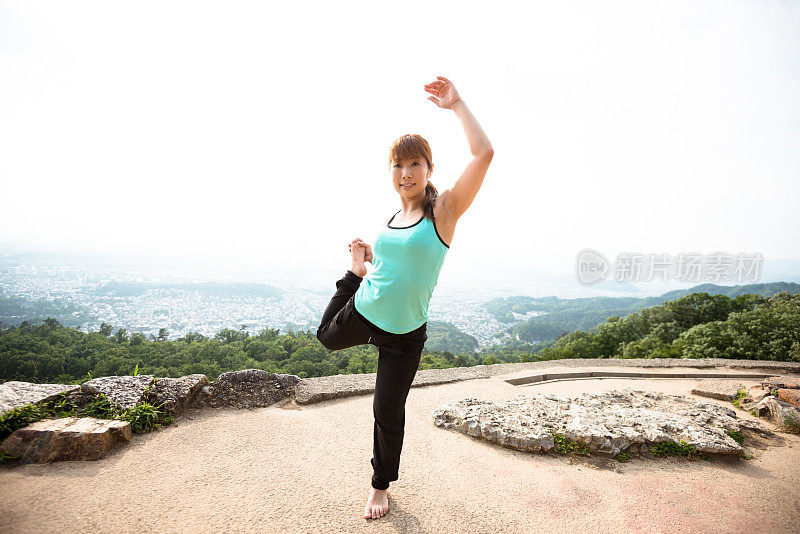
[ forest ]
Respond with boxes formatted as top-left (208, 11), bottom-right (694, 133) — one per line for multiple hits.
top-left (488, 281), bottom-right (800, 345)
top-left (1, 291), bottom-right (798, 385)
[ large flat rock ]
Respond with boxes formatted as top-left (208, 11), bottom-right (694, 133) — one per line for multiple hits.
top-left (433, 388), bottom-right (772, 458)
top-left (0, 381), bottom-right (80, 417)
top-left (81, 375), bottom-right (155, 410)
top-left (1, 416), bottom-right (132, 463)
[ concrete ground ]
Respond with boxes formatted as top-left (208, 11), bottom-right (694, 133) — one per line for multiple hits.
top-left (1, 366), bottom-right (799, 533)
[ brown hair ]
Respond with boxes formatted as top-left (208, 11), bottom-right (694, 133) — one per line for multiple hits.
top-left (388, 134), bottom-right (439, 222)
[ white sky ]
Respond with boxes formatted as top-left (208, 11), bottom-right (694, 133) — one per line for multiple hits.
top-left (1, 0), bottom-right (798, 279)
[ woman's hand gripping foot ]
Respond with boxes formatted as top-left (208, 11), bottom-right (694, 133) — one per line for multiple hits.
top-left (364, 487), bottom-right (389, 519)
top-left (348, 238), bottom-right (371, 278)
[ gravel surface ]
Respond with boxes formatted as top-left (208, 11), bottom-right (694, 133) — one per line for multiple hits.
top-left (1, 361), bottom-right (799, 533)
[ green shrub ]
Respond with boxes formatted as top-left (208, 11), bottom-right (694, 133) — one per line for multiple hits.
top-left (614, 451), bottom-right (631, 462)
top-left (726, 429), bottom-right (744, 444)
top-left (549, 430), bottom-right (590, 456)
top-left (0, 403), bottom-right (49, 441)
top-left (648, 439), bottom-right (706, 460)
top-left (0, 387), bottom-right (174, 445)
top-left (781, 411), bottom-right (800, 434)
top-left (81, 393), bottom-right (125, 419)
top-left (120, 399), bottom-right (174, 433)
top-left (0, 449), bottom-right (22, 464)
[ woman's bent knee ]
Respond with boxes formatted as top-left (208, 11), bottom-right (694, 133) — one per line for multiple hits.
top-left (317, 327), bottom-right (347, 351)
top-left (316, 328), bottom-right (333, 350)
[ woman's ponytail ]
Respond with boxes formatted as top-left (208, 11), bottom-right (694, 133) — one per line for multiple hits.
top-left (422, 181), bottom-right (439, 222)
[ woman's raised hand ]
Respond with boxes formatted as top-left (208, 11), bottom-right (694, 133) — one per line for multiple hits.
top-left (348, 238), bottom-right (373, 263)
top-left (424, 76), bottom-right (462, 110)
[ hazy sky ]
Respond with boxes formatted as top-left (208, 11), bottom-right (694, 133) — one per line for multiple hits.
top-left (1, 0), bottom-right (798, 279)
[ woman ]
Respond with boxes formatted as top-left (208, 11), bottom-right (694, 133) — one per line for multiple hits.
top-left (315, 75), bottom-right (494, 520)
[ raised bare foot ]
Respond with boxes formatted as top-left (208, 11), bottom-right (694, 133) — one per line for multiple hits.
top-left (349, 238), bottom-right (373, 264)
top-left (364, 486), bottom-right (389, 519)
top-left (350, 240), bottom-right (367, 278)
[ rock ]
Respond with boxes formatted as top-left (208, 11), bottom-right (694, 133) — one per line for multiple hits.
top-left (738, 417), bottom-right (775, 438)
top-left (190, 369), bottom-right (301, 409)
top-left (145, 374), bottom-right (208, 415)
top-left (62, 388), bottom-right (100, 410)
top-left (776, 389), bottom-right (800, 408)
top-left (0, 381), bottom-right (81, 417)
top-left (81, 375), bottom-right (155, 410)
top-left (691, 379), bottom-right (749, 402)
top-left (762, 376), bottom-right (800, 390)
top-left (751, 396), bottom-right (800, 427)
top-left (750, 397), bottom-right (782, 421)
top-left (433, 389), bottom-right (768, 458)
top-left (1, 416), bottom-right (131, 463)
top-left (744, 386), bottom-right (770, 404)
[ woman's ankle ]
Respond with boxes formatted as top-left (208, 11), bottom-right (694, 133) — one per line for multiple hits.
top-left (346, 269), bottom-right (364, 280)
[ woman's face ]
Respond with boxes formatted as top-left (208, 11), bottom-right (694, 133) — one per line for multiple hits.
top-left (391, 156), bottom-right (431, 198)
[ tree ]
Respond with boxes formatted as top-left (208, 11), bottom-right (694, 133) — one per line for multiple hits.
top-left (44, 318), bottom-right (62, 330)
top-left (99, 322), bottom-right (114, 337)
top-left (157, 328), bottom-right (169, 342)
top-left (179, 331), bottom-right (207, 344)
top-left (114, 328), bottom-right (129, 344)
top-left (215, 328), bottom-right (245, 344)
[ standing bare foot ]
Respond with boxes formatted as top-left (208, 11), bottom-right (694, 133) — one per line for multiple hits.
top-left (364, 487), bottom-right (389, 519)
top-left (350, 241), bottom-right (367, 278)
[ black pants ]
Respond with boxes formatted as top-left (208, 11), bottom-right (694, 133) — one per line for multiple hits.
top-left (316, 270), bottom-right (427, 490)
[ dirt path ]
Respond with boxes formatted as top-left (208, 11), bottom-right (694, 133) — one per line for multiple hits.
top-left (2, 371), bottom-right (798, 533)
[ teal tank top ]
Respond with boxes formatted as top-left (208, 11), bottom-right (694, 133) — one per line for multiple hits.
top-left (354, 208), bottom-right (450, 334)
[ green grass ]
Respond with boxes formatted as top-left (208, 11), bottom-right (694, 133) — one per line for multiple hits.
top-left (614, 451), bottom-right (631, 463)
top-left (647, 439), bottom-right (709, 460)
top-left (0, 449), bottom-right (22, 464)
top-left (725, 429), bottom-right (744, 444)
top-left (781, 410), bottom-right (800, 434)
top-left (548, 430), bottom-right (591, 456)
top-left (731, 388), bottom-right (748, 409)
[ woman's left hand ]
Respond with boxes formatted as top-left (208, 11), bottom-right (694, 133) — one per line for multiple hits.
top-left (424, 76), bottom-right (462, 110)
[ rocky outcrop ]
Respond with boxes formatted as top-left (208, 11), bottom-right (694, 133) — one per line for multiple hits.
top-left (762, 376), bottom-right (800, 390)
top-left (0, 381), bottom-right (81, 417)
top-left (1, 416), bottom-right (131, 463)
top-left (776, 389), bottom-right (800, 407)
top-left (742, 396), bottom-right (800, 427)
top-left (730, 375), bottom-right (800, 428)
top-left (81, 375), bottom-right (156, 410)
top-left (190, 369), bottom-right (300, 409)
top-left (690, 379), bottom-right (750, 402)
top-left (690, 374), bottom-right (800, 431)
top-left (759, 376), bottom-right (800, 409)
top-left (1, 370), bottom-right (301, 464)
top-left (145, 374), bottom-right (208, 416)
top-left (744, 386), bottom-right (771, 404)
top-left (433, 389), bottom-right (771, 458)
